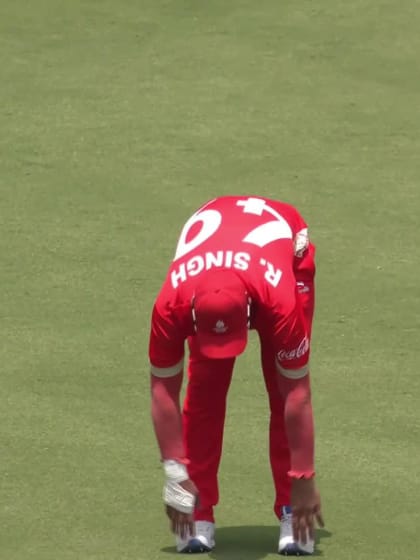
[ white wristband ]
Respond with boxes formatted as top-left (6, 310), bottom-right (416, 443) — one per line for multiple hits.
top-left (163, 480), bottom-right (195, 514)
top-left (163, 460), bottom-right (189, 483)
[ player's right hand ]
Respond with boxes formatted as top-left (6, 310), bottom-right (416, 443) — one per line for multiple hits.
top-left (290, 478), bottom-right (324, 543)
top-left (164, 478), bottom-right (198, 539)
top-left (162, 460), bottom-right (198, 539)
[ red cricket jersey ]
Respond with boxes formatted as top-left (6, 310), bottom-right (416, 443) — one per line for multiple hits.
top-left (149, 196), bottom-right (312, 375)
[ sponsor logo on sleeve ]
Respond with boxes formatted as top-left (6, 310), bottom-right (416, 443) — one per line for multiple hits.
top-left (296, 281), bottom-right (310, 294)
top-left (277, 336), bottom-right (309, 362)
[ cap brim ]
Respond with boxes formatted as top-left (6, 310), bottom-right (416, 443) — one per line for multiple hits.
top-left (196, 329), bottom-right (248, 359)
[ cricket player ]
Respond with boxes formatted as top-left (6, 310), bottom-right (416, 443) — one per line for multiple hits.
top-left (149, 195), bottom-right (324, 555)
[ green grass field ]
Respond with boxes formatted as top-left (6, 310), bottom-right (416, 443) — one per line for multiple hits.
top-left (1, 1), bottom-right (420, 559)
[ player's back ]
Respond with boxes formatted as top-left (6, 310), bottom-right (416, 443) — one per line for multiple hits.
top-left (175, 195), bottom-right (301, 252)
top-left (168, 195), bottom-right (304, 297)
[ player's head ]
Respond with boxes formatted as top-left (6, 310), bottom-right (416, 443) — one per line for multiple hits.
top-left (191, 270), bottom-right (250, 359)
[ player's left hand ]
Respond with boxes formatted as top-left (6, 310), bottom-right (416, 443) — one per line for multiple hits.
top-left (290, 478), bottom-right (324, 543)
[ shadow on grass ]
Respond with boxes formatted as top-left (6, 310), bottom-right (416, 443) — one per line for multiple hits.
top-left (161, 526), bottom-right (332, 558)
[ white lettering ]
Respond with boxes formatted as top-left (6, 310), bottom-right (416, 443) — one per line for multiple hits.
top-left (205, 251), bottom-right (224, 270)
top-left (174, 198), bottom-right (295, 262)
top-left (237, 197), bottom-right (266, 215)
top-left (171, 263), bottom-right (187, 288)
top-left (237, 197), bottom-right (293, 247)
top-left (187, 255), bottom-right (205, 276)
top-left (233, 252), bottom-right (251, 271)
top-left (243, 220), bottom-right (292, 247)
top-left (264, 262), bottom-right (282, 287)
top-left (224, 250), bottom-right (233, 267)
top-left (277, 337), bottom-right (310, 362)
top-left (174, 210), bottom-right (222, 260)
top-left (170, 251), bottom-right (251, 287)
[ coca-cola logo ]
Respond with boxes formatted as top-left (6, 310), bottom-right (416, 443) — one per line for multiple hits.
top-left (277, 337), bottom-right (309, 361)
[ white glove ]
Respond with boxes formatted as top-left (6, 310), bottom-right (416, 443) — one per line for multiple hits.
top-left (163, 460), bottom-right (195, 514)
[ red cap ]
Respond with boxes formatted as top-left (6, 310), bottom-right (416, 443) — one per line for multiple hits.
top-left (192, 270), bottom-right (249, 359)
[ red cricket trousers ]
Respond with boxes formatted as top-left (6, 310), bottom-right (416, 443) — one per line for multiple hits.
top-left (182, 245), bottom-right (316, 522)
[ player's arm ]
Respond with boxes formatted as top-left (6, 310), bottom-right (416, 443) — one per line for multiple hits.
top-left (151, 368), bottom-right (198, 538)
top-left (150, 367), bottom-right (185, 461)
top-left (149, 301), bottom-right (197, 537)
top-left (276, 347), bottom-right (324, 543)
top-left (149, 299), bottom-right (188, 462)
top-left (272, 289), bottom-right (324, 541)
top-left (277, 370), bottom-right (314, 479)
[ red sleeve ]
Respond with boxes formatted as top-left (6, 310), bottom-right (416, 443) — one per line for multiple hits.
top-left (270, 272), bottom-right (314, 478)
top-left (149, 296), bottom-right (185, 369)
top-left (272, 281), bottom-right (310, 374)
top-left (149, 293), bottom-right (188, 462)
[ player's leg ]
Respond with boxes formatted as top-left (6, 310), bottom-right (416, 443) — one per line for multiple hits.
top-left (183, 338), bottom-right (235, 524)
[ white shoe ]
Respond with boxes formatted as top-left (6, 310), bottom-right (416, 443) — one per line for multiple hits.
top-left (176, 521), bottom-right (215, 553)
top-left (278, 506), bottom-right (314, 556)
